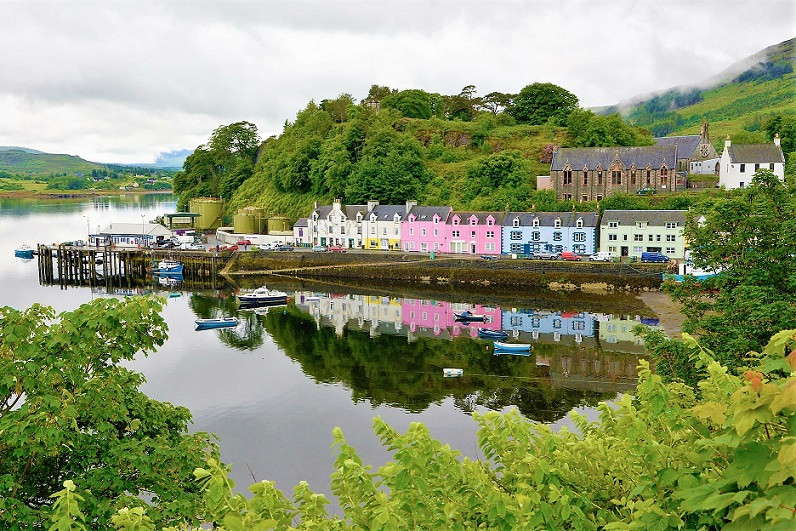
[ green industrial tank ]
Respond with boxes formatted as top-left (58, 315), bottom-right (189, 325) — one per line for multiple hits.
top-left (267, 216), bottom-right (291, 234)
top-left (189, 198), bottom-right (224, 230)
top-left (234, 206), bottom-right (267, 234)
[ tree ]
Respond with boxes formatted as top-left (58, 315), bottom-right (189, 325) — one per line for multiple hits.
top-left (365, 84), bottom-right (394, 102)
top-left (60, 330), bottom-right (796, 529)
top-left (0, 298), bottom-right (218, 528)
top-left (380, 89), bottom-right (434, 119)
top-left (566, 109), bottom-right (655, 147)
top-left (478, 91), bottom-right (514, 116)
top-left (509, 83), bottom-right (578, 125)
top-left (765, 114), bottom-right (796, 158)
top-left (320, 93), bottom-right (356, 123)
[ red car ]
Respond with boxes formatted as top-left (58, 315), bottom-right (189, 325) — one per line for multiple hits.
top-left (328, 245), bottom-right (347, 253)
top-left (235, 239), bottom-right (251, 246)
top-left (561, 251), bottom-right (582, 261)
top-left (224, 244), bottom-right (239, 252)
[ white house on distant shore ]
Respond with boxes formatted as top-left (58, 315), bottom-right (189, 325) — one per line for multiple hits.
top-left (719, 135), bottom-right (785, 189)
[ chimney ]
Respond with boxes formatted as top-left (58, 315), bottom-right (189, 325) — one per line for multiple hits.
top-left (314, 200), bottom-right (318, 209)
top-left (725, 135), bottom-right (731, 149)
top-left (774, 133), bottom-right (781, 147)
top-left (405, 200), bottom-right (417, 214)
top-left (367, 200), bottom-right (379, 212)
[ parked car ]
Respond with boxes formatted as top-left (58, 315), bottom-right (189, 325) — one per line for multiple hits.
top-left (560, 251), bottom-right (582, 261)
top-left (274, 245), bottom-right (294, 252)
top-left (154, 240), bottom-right (175, 249)
top-left (535, 250), bottom-right (561, 260)
top-left (641, 251), bottom-right (670, 263)
top-left (589, 251), bottom-right (612, 262)
top-left (312, 245), bottom-right (328, 252)
top-left (636, 188), bottom-right (656, 195)
top-left (236, 239), bottom-right (251, 246)
top-left (328, 245), bottom-right (347, 253)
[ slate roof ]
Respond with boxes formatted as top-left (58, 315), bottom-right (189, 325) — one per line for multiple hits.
top-left (345, 204), bottom-right (368, 219)
top-left (100, 223), bottom-right (172, 236)
top-left (600, 210), bottom-right (686, 226)
top-left (293, 218), bottom-right (308, 228)
top-left (311, 205), bottom-right (334, 219)
top-left (503, 212), bottom-right (598, 228)
top-left (550, 145), bottom-right (677, 171)
top-left (727, 143), bottom-right (785, 164)
top-left (449, 211), bottom-right (507, 225)
top-left (654, 135), bottom-right (701, 158)
top-left (367, 204), bottom-right (407, 221)
top-left (408, 205), bottom-right (452, 221)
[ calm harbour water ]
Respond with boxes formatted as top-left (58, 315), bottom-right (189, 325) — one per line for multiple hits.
top-left (0, 194), bottom-right (661, 506)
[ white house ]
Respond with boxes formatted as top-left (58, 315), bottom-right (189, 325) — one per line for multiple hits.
top-left (362, 201), bottom-right (415, 250)
top-left (719, 135), bottom-right (785, 189)
top-left (90, 222), bottom-right (172, 248)
top-left (308, 200), bottom-right (368, 248)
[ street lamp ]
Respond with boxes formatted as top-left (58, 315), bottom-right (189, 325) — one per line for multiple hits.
top-left (141, 214), bottom-right (146, 248)
top-left (83, 215), bottom-right (89, 246)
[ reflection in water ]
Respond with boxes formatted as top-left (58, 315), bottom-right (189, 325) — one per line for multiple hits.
top-left (187, 289), bottom-right (658, 422)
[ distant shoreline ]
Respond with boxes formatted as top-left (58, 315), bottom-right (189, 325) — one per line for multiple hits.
top-left (0, 189), bottom-right (174, 199)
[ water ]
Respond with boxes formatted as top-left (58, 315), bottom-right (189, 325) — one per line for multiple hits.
top-left (0, 194), bottom-right (661, 503)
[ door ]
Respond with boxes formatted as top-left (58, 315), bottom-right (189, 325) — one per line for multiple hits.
top-left (470, 243), bottom-right (477, 254)
top-left (621, 246), bottom-right (629, 257)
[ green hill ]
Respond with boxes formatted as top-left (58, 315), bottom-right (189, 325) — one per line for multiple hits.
top-left (0, 148), bottom-right (105, 176)
top-left (611, 38), bottom-right (795, 144)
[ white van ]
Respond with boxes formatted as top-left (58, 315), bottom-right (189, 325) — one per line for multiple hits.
top-left (589, 251), bottom-right (612, 262)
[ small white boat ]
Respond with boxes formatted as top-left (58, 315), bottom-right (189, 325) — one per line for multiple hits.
top-left (238, 286), bottom-right (289, 306)
top-left (195, 317), bottom-right (239, 330)
top-left (493, 341), bottom-right (531, 353)
top-left (443, 368), bottom-right (464, 377)
top-left (149, 259), bottom-right (184, 275)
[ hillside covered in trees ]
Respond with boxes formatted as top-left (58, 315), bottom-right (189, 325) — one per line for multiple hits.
top-left (173, 83), bottom-right (656, 220)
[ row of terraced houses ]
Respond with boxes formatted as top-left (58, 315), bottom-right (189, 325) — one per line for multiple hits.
top-left (293, 199), bottom-right (687, 260)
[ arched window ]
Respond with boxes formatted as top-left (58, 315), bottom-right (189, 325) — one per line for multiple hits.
top-left (576, 218), bottom-right (583, 228)
top-left (532, 218), bottom-right (540, 228)
top-left (660, 166), bottom-right (668, 185)
top-left (582, 171), bottom-right (588, 185)
top-left (563, 168), bottom-right (573, 185)
top-left (512, 218), bottom-right (520, 228)
top-left (554, 218), bottom-right (561, 228)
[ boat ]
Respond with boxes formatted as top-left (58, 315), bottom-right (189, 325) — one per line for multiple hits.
top-left (454, 310), bottom-right (485, 322)
top-left (478, 328), bottom-right (508, 340)
top-left (443, 368), bottom-right (464, 377)
top-left (493, 341), bottom-right (531, 353)
top-left (14, 244), bottom-right (34, 258)
top-left (149, 259), bottom-right (184, 275)
top-left (195, 317), bottom-right (239, 330)
top-left (237, 286), bottom-right (289, 306)
top-left (168, 292), bottom-right (181, 298)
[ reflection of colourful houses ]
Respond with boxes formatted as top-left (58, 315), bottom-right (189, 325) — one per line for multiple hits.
top-left (401, 299), bottom-right (502, 338)
top-left (501, 212), bottom-right (598, 256)
top-left (599, 314), bottom-right (660, 353)
top-left (501, 309), bottom-right (595, 342)
top-left (401, 206), bottom-right (452, 253)
top-left (447, 212), bottom-right (505, 254)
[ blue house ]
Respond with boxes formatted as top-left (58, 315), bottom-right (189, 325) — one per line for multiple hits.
top-left (501, 309), bottom-right (595, 342)
top-left (501, 212), bottom-right (598, 256)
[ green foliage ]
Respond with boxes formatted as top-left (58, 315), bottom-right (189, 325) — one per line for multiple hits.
top-left (765, 114), bottom-right (796, 157)
top-left (567, 109), bottom-right (655, 147)
top-left (460, 150), bottom-right (533, 210)
top-left (509, 82), bottom-right (578, 126)
top-left (0, 298), bottom-right (218, 528)
top-left (66, 329), bottom-right (796, 529)
top-left (381, 89), bottom-right (437, 119)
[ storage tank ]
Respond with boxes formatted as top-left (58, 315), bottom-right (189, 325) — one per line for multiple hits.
top-left (234, 206), bottom-right (267, 234)
top-left (189, 198), bottom-right (224, 230)
top-left (267, 216), bottom-right (291, 234)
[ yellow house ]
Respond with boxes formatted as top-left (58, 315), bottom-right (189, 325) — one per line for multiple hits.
top-left (362, 201), bottom-right (414, 250)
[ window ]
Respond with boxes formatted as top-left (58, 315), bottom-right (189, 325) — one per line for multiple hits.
top-left (623, 234), bottom-right (628, 241)
top-left (740, 163), bottom-right (746, 173)
top-left (510, 230), bottom-right (522, 240)
top-left (470, 218), bottom-right (477, 226)
top-left (666, 247), bottom-right (675, 254)
top-left (564, 194), bottom-right (572, 200)
top-left (596, 194), bottom-right (603, 201)
top-left (630, 170), bottom-right (636, 185)
top-left (573, 244), bottom-right (586, 253)
top-left (453, 218), bottom-right (459, 225)
top-left (531, 318), bottom-right (540, 328)
top-left (382, 227), bottom-right (387, 235)
top-left (563, 169), bottom-right (573, 185)
top-left (581, 195), bottom-right (588, 202)
top-left (512, 218), bottom-right (520, 228)
top-left (409, 228), bottom-right (414, 236)
top-left (666, 234), bottom-right (676, 242)
top-left (553, 319), bottom-right (562, 329)
top-left (648, 234), bottom-right (654, 242)
top-left (583, 171), bottom-right (588, 185)
top-left (665, 222), bottom-right (678, 229)
top-left (433, 229), bottom-right (438, 236)
top-left (329, 226), bottom-right (334, 234)
top-left (634, 234), bottom-right (644, 242)
top-left (573, 232), bottom-right (585, 242)
top-left (532, 231), bottom-right (540, 241)
top-left (510, 315), bottom-right (522, 326)
top-left (554, 218), bottom-right (561, 228)
top-left (755, 163), bottom-right (759, 171)
top-left (510, 243), bottom-right (523, 253)
top-left (656, 235), bottom-right (661, 242)
top-left (608, 234), bottom-right (618, 241)
top-left (636, 221), bottom-right (647, 229)
top-left (487, 218), bottom-right (494, 226)
top-left (608, 246), bottom-right (617, 253)
top-left (485, 243), bottom-right (495, 251)
top-left (576, 218), bottom-right (583, 228)
top-left (740, 182), bottom-right (745, 188)
top-left (553, 232), bottom-right (562, 241)
top-left (433, 217), bottom-right (439, 224)
top-left (421, 228), bottom-right (426, 236)
top-left (597, 171), bottom-right (603, 185)
top-left (611, 170), bottom-right (622, 185)
top-left (532, 218), bottom-right (540, 227)
top-left (486, 231), bottom-right (495, 238)
top-left (633, 246), bottom-right (643, 253)
top-left (370, 226), bottom-right (375, 234)
top-left (470, 231), bottom-right (476, 238)
top-left (660, 167), bottom-right (668, 185)
top-left (573, 320), bottom-right (585, 331)
top-left (646, 169), bottom-right (652, 185)
top-left (608, 221), bottom-right (619, 228)
top-left (452, 230), bottom-right (460, 238)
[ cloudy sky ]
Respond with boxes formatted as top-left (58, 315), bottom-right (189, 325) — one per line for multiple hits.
top-left (0, 0), bottom-right (793, 163)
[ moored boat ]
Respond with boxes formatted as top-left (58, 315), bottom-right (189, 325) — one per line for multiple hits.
top-left (478, 328), bottom-right (508, 340)
top-left (493, 341), bottom-right (531, 354)
top-left (195, 317), bottom-right (239, 330)
top-left (237, 286), bottom-right (289, 306)
top-left (149, 259), bottom-right (184, 275)
top-left (443, 368), bottom-right (464, 377)
top-left (454, 310), bottom-right (485, 322)
top-left (14, 244), bottom-right (34, 258)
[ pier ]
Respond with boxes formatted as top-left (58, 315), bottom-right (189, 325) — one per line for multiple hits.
top-left (37, 245), bottom-right (228, 289)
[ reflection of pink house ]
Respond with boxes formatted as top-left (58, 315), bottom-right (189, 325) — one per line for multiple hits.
top-left (401, 206), bottom-right (452, 253)
top-left (401, 299), bottom-right (502, 338)
top-left (447, 212), bottom-right (506, 254)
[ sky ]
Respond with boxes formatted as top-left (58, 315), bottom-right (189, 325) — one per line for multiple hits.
top-left (0, 0), bottom-right (793, 164)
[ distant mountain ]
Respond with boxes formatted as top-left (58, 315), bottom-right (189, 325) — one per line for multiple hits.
top-left (600, 38), bottom-right (795, 141)
top-left (153, 149), bottom-right (191, 168)
top-left (0, 148), bottom-right (105, 176)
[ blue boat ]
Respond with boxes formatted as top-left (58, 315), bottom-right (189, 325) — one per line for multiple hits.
top-left (493, 341), bottom-right (531, 354)
top-left (454, 310), bottom-right (485, 322)
top-left (149, 259), bottom-right (184, 275)
top-left (14, 244), bottom-right (34, 258)
top-left (195, 317), bottom-right (239, 330)
top-left (478, 328), bottom-right (508, 340)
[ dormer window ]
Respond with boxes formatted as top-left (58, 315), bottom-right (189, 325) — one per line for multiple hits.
top-left (356, 213), bottom-right (362, 222)
top-left (576, 218), bottom-right (583, 228)
top-left (313, 213), bottom-right (318, 221)
top-left (512, 218), bottom-right (520, 228)
top-left (394, 213), bottom-right (400, 223)
top-left (532, 218), bottom-right (539, 228)
top-left (433, 216), bottom-right (439, 225)
top-left (554, 218), bottom-right (562, 228)
top-left (453, 218), bottom-right (460, 226)
top-left (470, 217), bottom-right (477, 226)
top-left (487, 218), bottom-right (494, 226)
top-left (370, 214), bottom-right (377, 222)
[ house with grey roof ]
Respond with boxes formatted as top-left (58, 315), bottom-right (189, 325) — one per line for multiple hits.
top-left (719, 135), bottom-right (785, 190)
top-left (293, 217), bottom-right (310, 246)
top-left (308, 199), bottom-right (368, 248)
top-left (363, 201), bottom-right (416, 250)
top-left (655, 119), bottom-right (720, 176)
top-left (599, 210), bottom-right (687, 260)
top-left (550, 144), bottom-right (680, 202)
top-left (502, 211), bottom-right (598, 256)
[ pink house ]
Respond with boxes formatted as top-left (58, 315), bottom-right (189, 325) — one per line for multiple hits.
top-left (447, 211), bottom-right (506, 254)
top-left (401, 206), bottom-right (452, 253)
